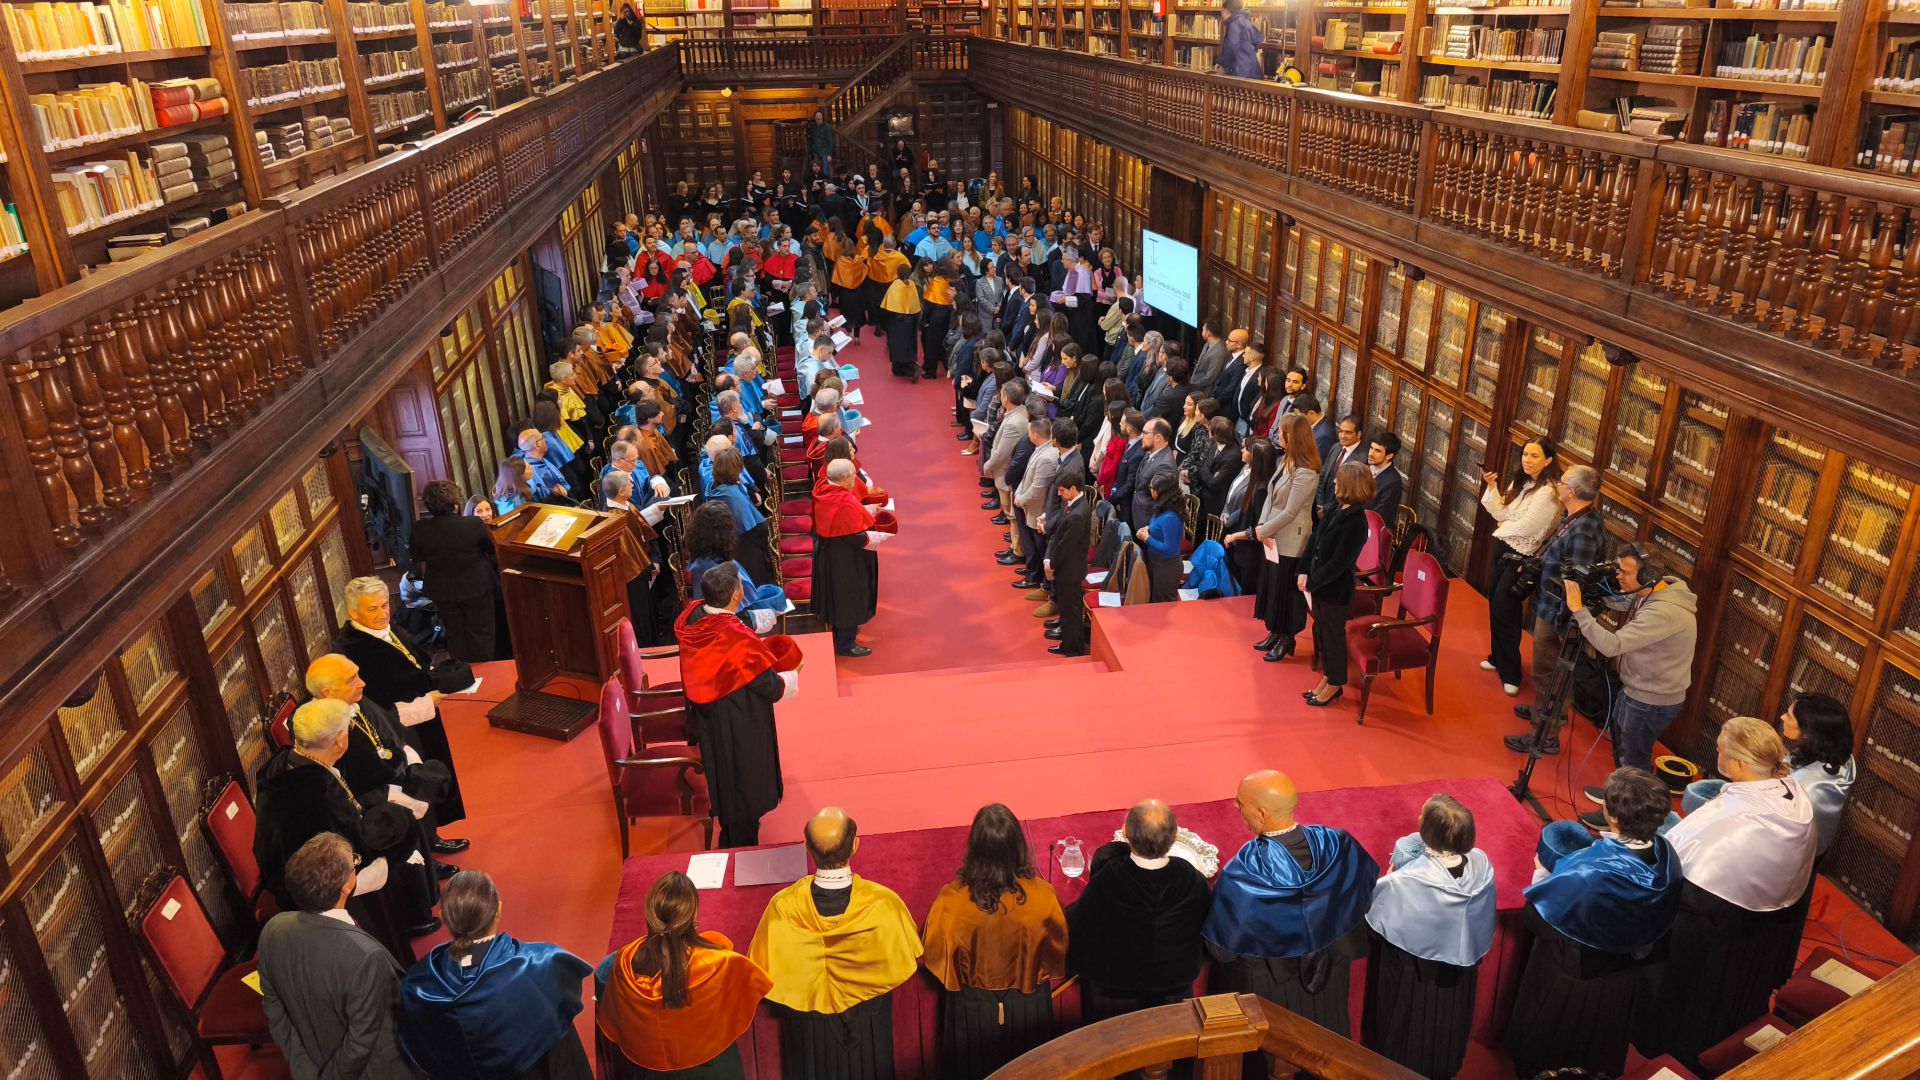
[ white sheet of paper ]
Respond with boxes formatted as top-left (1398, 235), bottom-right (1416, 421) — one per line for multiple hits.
top-left (970, 418), bottom-right (989, 435)
top-left (640, 503), bottom-right (668, 525)
top-left (831, 331), bottom-right (853, 350)
top-left (686, 852), bottom-right (729, 890)
top-left (882, 499), bottom-right (896, 512)
top-left (765, 378), bottom-right (785, 396)
top-left (766, 302), bottom-right (786, 314)
top-left (865, 530), bottom-right (892, 546)
top-left (844, 388), bottom-right (865, 405)
top-left (778, 597), bottom-right (796, 614)
top-left (1030, 382), bottom-right (1055, 400)
top-left (1097, 591), bottom-right (1123, 608)
top-left (827, 314), bottom-right (846, 328)
top-left (1177, 588), bottom-right (1200, 601)
top-left (1085, 569), bottom-right (1110, 585)
top-left (1263, 539), bottom-right (1280, 564)
top-left (1063, 294), bottom-right (1079, 308)
top-left (656, 494), bottom-right (697, 507)
top-left (1182, 560), bottom-right (1193, 574)
top-left (455, 678), bottom-right (482, 695)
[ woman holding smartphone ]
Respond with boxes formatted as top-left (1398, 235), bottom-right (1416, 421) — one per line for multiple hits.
top-left (1478, 438), bottom-right (1563, 697)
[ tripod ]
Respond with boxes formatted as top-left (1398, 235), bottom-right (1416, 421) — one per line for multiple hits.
top-left (1509, 628), bottom-right (1588, 820)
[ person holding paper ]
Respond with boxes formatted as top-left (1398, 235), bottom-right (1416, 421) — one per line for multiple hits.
top-left (674, 564), bottom-right (804, 848)
top-left (306, 655), bottom-right (450, 885)
top-left (750, 808), bottom-right (922, 1080)
top-left (812, 459), bottom-right (892, 657)
top-left (598, 871), bottom-right (773, 1079)
top-left (1252, 413), bottom-right (1321, 663)
top-left (409, 480), bottom-right (501, 664)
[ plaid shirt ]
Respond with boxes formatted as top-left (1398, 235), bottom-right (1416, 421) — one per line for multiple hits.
top-left (1537, 507), bottom-right (1607, 630)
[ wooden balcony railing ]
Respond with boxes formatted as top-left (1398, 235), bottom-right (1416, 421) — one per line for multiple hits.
top-left (0, 45), bottom-right (681, 716)
top-left (966, 40), bottom-right (1920, 433)
top-left (822, 35), bottom-right (917, 149)
top-left (677, 35), bottom-right (898, 87)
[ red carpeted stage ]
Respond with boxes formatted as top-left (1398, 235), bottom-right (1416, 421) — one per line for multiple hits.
top-left (253, 333), bottom-right (1908, 1080)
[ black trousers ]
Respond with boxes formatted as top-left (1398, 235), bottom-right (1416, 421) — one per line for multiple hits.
top-left (718, 818), bottom-right (760, 848)
top-left (832, 624), bottom-right (860, 651)
top-left (1056, 580), bottom-right (1088, 655)
top-left (1017, 510), bottom-right (1045, 582)
top-left (1312, 596), bottom-right (1352, 685)
top-left (437, 591), bottom-right (498, 663)
top-left (921, 305), bottom-right (952, 376)
top-left (1485, 538), bottom-right (1528, 686)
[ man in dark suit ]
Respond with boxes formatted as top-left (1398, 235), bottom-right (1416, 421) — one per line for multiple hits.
top-left (1208, 328), bottom-right (1251, 408)
top-left (998, 272), bottom-right (1028, 338)
top-left (1046, 468), bottom-right (1095, 657)
top-left (258, 832), bottom-right (420, 1080)
top-left (1292, 394), bottom-right (1337, 462)
top-left (1131, 417), bottom-right (1178, 530)
top-left (1148, 355), bottom-right (1197, 429)
top-left (406, 480), bottom-right (500, 663)
top-left (1368, 430), bottom-right (1406, 519)
top-left (1191, 317), bottom-right (1229, 396)
top-left (1317, 414), bottom-right (1366, 518)
top-left (334, 577), bottom-right (469, 850)
top-left (1109, 409), bottom-right (1148, 528)
top-left (1005, 277), bottom-right (1037, 356)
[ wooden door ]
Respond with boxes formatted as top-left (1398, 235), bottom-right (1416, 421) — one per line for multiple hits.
top-left (744, 121), bottom-right (779, 180)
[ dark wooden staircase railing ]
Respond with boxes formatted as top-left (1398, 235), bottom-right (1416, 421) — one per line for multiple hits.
top-left (820, 34), bottom-right (918, 169)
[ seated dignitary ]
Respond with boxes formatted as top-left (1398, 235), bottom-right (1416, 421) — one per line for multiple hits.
top-left (598, 871), bottom-right (773, 1078)
top-left (258, 833), bottom-right (419, 1080)
top-left (399, 870), bottom-right (593, 1080)
top-left (921, 804), bottom-right (1068, 1080)
top-left (1504, 768), bottom-right (1681, 1079)
top-left (673, 564), bottom-right (804, 848)
top-left (334, 575), bottom-right (469, 853)
top-left (306, 654), bottom-right (452, 882)
top-left (254, 699), bottom-right (438, 960)
top-left (1065, 799), bottom-right (1212, 1022)
top-left (750, 808), bottom-right (922, 1080)
top-left (1362, 794), bottom-right (1497, 1080)
top-left (1201, 769), bottom-right (1378, 1038)
top-left (1638, 716), bottom-right (1817, 1070)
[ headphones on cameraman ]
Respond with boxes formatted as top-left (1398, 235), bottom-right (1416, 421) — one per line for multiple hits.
top-left (1613, 542), bottom-right (1662, 590)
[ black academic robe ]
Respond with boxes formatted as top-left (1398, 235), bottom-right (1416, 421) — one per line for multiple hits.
top-left (811, 532), bottom-right (877, 629)
top-left (334, 624), bottom-right (467, 825)
top-left (1503, 903), bottom-right (1653, 1079)
top-left (1067, 842), bottom-right (1212, 1003)
top-left (1633, 881), bottom-right (1806, 1071)
top-left (1363, 932), bottom-right (1477, 1080)
top-left (252, 748), bottom-right (434, 963)
top-left (775, 882), bottom-right (896, 1080)
top-left (682, 613), bottom-right (786, 842)
top-left (335, 701), bottom-right (441, 907)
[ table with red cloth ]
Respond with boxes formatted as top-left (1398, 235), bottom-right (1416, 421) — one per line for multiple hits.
top-left (603, 777), bottom-right (1543, 1079)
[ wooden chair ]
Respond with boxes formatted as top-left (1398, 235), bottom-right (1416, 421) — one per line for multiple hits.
top-left (615, 617), bottom-right (688, 747)
top-left (1345, 549), bottom-right (1450, 724)
top-left (595, 676), bottom-right (712, 858)
top-left (138, 874), bottom-right (275, 1078)
top-left (260, 692), bottom-right (296, 752)
top-left (201, 779), bottom-right (280, 930)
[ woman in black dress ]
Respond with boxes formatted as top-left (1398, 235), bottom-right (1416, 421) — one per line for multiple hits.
top-left (1299, 460), bottom-right (1373, 708)
top-left (1221, 437), bottom-right (1276, 595)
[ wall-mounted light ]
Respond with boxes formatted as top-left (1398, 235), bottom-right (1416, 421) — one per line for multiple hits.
top-left (720, 86), bottom-right (733, 98)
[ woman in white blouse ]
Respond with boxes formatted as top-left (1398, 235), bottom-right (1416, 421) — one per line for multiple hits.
top-left (1477, 437), bottom-right (1562, 696)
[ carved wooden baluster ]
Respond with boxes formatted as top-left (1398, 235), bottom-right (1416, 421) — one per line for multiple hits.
top-left (111, 303), bottom-right (171, 478)
top-left (80, 320), bottom-right (147, 498)
top-left (1850, 206), bottom-right (1902, 362)
top-left (200, 267), bottom-right (249, 418)
top-left (1561, 151), bottom-right (1595, 265)
top-left (215, 259), bottom-right (262, 410)
top-left (1517, 144), bottom-right (1549, 254)
top-left (1471, 135), bottom-right (1499, 236)
top-left (1734, 183), bottom-right (1783, 323)
top-left (1396, 118), bottom-right (1419, 207)
top-left (1645, 164), bottom-right (1685, 287)
top-left (1430, 130), bottom-right (1460, 226)
top-left (1875, 215), bottom-right (1919, 369)
top-left (259, 249), bottom-right (298, 380)
top-left (1688, 173), bottom-right (1733, 305)
top-left (311, 224), bottom-right (343, 354)
top-left (1498, 139), bottom-right (1525, 245)
top-left (1788, 194), bottom-right (1841, 339)
top-left (35, 339), bottom-right (107, 530)
top-left (1820, 201), bottom-right (1872, 349)
top-left (1705, 178), bottom-right (1753, 313)
top-left (5, 346), bottom-right (80, 547)
top-left (178, 273), bottom-right (228, 435)
top-left (235, 250), bottom-right (275, 389)
top-left (1762, 190), bottom-right (1812, 332)
top-left (1605, 159), bottom-right (1637, 277)
top-left (1665, 169), bottom-right (1707, 294)
top-left (150, 287), bottom-right (206, 447)
top-left (1456, 132), bottom-right (1484, 229)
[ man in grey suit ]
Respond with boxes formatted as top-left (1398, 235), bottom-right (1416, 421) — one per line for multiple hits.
top-left (1014, 417), bottom-right (1062, 589)
top-left (259, 832), bottom-right (419, 1080)
top-left (1191, 316), bottom-right (1230, 394)
top-left (1131, 417), bottom-right (1178, 531)
top-left (984, 380), bottom-right (1032, 561)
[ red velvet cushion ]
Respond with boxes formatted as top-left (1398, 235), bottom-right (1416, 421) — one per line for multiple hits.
top-left (780, 451), bottom-right (810, 464)
top-left (1346, 624), bottom-right (1434, 670)
top-left (198, 962), bottom-right (270, 1040)
top-left (780, 558), bottom-right (813, 578)
top-left (782, 516), bottom-right (813, 534)
top-left (1619, 1057), bottom-right (1699, 1080)
top-left (782, 498), bottom-right (812, 516)
top-left (1695, 1015), bottom-right (1794, 1077)
top-left (785, 579), bottom-right (812, 601)
top-left (1773, 947), bottom-right (1859, 1027)
top-left (617, 744), bottom-right (711, 817)
top-left (778, 535), bottom-right (814, 556)
top-left (780, 466), bottom-right (811, 483)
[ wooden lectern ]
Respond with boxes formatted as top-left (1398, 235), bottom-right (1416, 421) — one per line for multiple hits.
top-left (486, 503), bottom-right (656, 740)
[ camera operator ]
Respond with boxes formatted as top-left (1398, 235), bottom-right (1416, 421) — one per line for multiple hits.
top-left (1504, 465), bottom-right (1606, 757)
top-left (1565, 548), bottom-right (1698, 827)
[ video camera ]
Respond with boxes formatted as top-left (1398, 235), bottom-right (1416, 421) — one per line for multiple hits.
top-left (1565, 559), bottom-right (1622, 591)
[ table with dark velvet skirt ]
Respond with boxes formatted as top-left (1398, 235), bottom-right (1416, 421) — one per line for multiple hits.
top-left (602, 777), bottom-right (1542, 1079)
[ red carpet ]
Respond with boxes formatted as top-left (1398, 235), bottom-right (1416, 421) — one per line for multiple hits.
top-left (219, 328), bottom-right (1909, 1080)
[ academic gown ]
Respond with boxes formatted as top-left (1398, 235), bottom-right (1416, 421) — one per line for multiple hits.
top-left (1201, 827), bottom-right (1379, 1038)
top-left (1504, 838), bottom-right (1681, 1079)
top-left (672, 603), bottom-right (803, 846)
top-left (1066, 841), bottom-right (1212, 1012)
top-left (596, 932), bottom-right (773, 1079)
top-left (749, 876), bottom-right (923, 1080)
top-left (335, 700), bottom-right (441, 909)
top-left (333, 624), bottom-right (467, 825)
top-left (399, 934), bottom-right (594, 1080)
top-left (252, 747), bottom-right (434, 963)
top-left (921, 880), bottom-right (1069, 1080)
top-left (1361, 837), bottom-right (1497, 1080)
top-left (811, 484), bottom-right (881, 630)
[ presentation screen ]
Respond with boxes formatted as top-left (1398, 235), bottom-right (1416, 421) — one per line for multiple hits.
top-left (1140, 229), bottom-right (1200, 327)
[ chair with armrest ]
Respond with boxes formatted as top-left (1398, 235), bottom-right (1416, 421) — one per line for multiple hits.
top-left (139, 873), bottom-right (276, 1079)
top-left (202, 779), bottom-right (280, 930)
top-left (1345, 549), bottom-right (1450, 724)
top-left (616, 617), bottom-right (687, 747)
top-left (596, 676), bottom-right (712, 858)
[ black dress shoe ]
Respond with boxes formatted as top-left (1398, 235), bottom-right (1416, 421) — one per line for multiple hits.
top-left (995, 553), bottom-right (1022, 565)
top-left (981, 500), bottom-right (1001, 510)
top-left (1044, 627), bottom-right (1063, 640)
top-left (1262, 641), bottom-right (1292, 663)
top-left (1047, 644), bottom-right (1069, 654)
top-left (434, 860), bottom-right (458, 880)
top-left (955, 431), bottom-right (972, 442)
top-left (1011, 577), bottom-right (1043, 589)
top-left (406, 919), bottom-right (442, 937)
top-left (835, 645), bottom-right (873, 657)
top-left (1304, 688), bottom-right (1344, 707)
top-left (1045, 619), bottom-right (1061, 630)
top-left (1254, 632), bottom-right (1280, 652)
top-left (994, 549), bottom-right (1015, 559)
top-left (990, 514), bottom-right (1010, 526)
top-left (1513, 705), bottom-right (1534, 721)
top-left (430, 837), bottom-right (470, 855)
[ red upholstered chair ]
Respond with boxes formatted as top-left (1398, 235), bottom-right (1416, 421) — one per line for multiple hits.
top-left (615, 617), bottom-right (689, 747)
top-left (1620, 1057), bottom-right (1699, 1080)
top-left (596, 676), bottom-right (712, 858)
top-left (202, 780), bottom-right (279, 927)
top-left (781, 497), bottom-right (811, 517)
top-left (1346, 549), bottom-right (1450, 724)
top-left (778, 533), bottom-right (814, 556)
top-left (141, 874), bottom-right (274, 1071)
top-left (1695, 1015), bottom-right (1796, 1076)
top-left (1348, 509), bottom-right (1395, 618)
top-left (261, 692), bottom-right (296, 751)
top-left (782, 514), bottom-right (814, 535)
top-left (1772, 946), bottom-right (1869, 1026)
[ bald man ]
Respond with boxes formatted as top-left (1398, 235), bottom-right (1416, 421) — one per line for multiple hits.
top-left (812, 458), bottom-right (886, 657)
top-left (749, 808), bottom-right (921, 1079)
top-left (1065, 799), bottom-right (1214, 1023)
top-left (307, 655), bottom-right (452, 881)
top-left (1201, 770), bottom-right (1379, 1037)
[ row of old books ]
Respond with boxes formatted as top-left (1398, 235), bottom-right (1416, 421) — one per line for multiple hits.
top-left (27, 77), bottom-right (225, 151)
top-left (1420, 73), bottom-right (1557, 118)
top-left (1592, 29), bottom-right (1640, 70)
top-left (225, 1), bottom-right (328, 40)
top-left (368, 89), bottom-right (431, 134)
top-left (1640, 23), bottom-right (1702, 75)
top-left (443, 66), bottom-right (487, 110)
top-left (347, 1), bottom-right (413, 33)
top-left (1702, 98), bottom-right (1813, 157)
top-left (256, 114), bottom-right (354, 164)
top-left (1426, 22), bottom-right (1564, 63)
top-left (433, 39), bottom-right (481, 68)
top-left (1876, 38), bottom-right (1920, 92)
top-left (6, 0), bottom-right (207, 60)
top-left (238, 57), bottom-right (344, 107)
top-left (53, 151), bottom-right (162, 234)
top-left (361, 45), bottom-right (425, 82)
top-left (0, 206), bottom-right (26, 259)
top-left (1857, 112), bottom-right (1920, 175)
top-left (1713, 33), bottom-right (1828, 84)
top-left (425, 2), bottom-right (470, 28)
